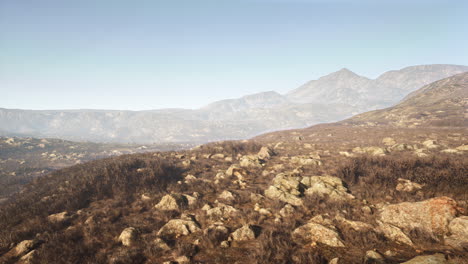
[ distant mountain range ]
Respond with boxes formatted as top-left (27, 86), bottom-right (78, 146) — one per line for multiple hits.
top-left (1, 64), bottom-right (467, 143)
top-left (344, 71), bottom-right (468, 127)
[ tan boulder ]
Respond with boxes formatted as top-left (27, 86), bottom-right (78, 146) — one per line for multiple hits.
top-left (401, 254), bottom-right (447, 264)
top-left (47, 211), bottom-right (70, 224)
top-left (445, 216), bottom-right (468, 250)
top-left (378, 197), bottom-right (460, 240)
top-left (396, 178), bottom-right (424, 193)
top-left (376, 221), bottom-right (413, 246)
top-left (291, 156), bottom-right (322, 166)
top-left (292, 222), bottom-right (345, 247)
top-left (302, 176), bottom-right (354, 202)
top-left (157, 219), bottom-right (201, 237)
top-left (118, 227), bottom-right (138, 246)
top-left (206, 203), bottom-right (239, 221)
top-left (257, 146), bottom-right (274, 160)
top-left (382, 137), bottom-right (396, 146)
top-left (154, 194), bottom-right (188, 211)
top-left (239, 155), bottom-right (263, 168)
top-left (229, 225), bottom-right (259, 241)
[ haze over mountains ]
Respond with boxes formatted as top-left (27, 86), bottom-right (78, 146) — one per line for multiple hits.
top-left (1, 64), bottom-right (467, 143)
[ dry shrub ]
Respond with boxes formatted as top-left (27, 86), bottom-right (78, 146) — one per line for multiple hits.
top-left (336, 154), bottom-right (468, 204)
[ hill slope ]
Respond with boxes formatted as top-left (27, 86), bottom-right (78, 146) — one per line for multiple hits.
top-left (344, 72), bottom-right (468, 127)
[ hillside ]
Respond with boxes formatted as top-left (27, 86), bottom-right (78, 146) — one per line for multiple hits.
top-left (1, 76), bottom-right (467, 263)
top-left (1, 64), bottom-right (466, 143)
top-left (344, 72), bottom-right (468, 127)
top-left (0, 137), bottom-right (193, 202)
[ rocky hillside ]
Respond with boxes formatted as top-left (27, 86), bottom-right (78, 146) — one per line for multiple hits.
top-left (344, 72), bottom-right (468, 127)
top-left (1, 64), bottom-right (466, 143)
top-left (1, 72), bottom-right (468, 262)
top-left (0, 125), bottom-right (467, 264)
top-left (0, 137), bottom-right (193, 202)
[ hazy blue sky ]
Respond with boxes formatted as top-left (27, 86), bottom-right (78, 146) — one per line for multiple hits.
top-left (1, 0), bottom-right (467, 110)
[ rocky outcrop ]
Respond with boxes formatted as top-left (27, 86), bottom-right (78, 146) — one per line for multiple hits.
top-left (218, 190), bottom-right (236, 203)
top-left (155, 194), bottom-right (188, 211)
top-left (376, 221), bottom-right (413, 246)
top-left (264, 173), bottom-right (304, 206)
top-left (257, 146), bottom-right (274, 160)
top-left (47, 211), bottom-right (70, 224)
top-left (401, 254), bottom-right (447, 264)
top-left (378, 197), bottom-right (460, 240)
top-left (352, 146), bottom-right (387, 156)
top-left (239, 155), bottom-right (263, 168)
top-left (229, 225), bottom-right (260, 241)
top-left (445, 216), bottom-right (468, 250)
top-left (395, 178), bottom-right (424, 193)
top-left (292, 221), bottom-right (345, 247)
top-left (157, 219), bottom-right (201, 238)
top-left (290, 156), bottom-right (322, 166)
top-left (206, 203), bottom-right (239, 221)
top-left (118, 227), bottom-right (138, 246)
top-left (302, 176), bottom-right (354, 202)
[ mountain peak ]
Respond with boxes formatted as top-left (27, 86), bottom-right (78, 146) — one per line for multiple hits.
top-left (322, 67), bottom-right (362, 80)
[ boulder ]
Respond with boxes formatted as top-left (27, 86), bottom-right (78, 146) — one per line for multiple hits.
top-left (445, 216), bottom-right (468, 250)
top-left (422, 140), bottom-right (439, 149)
top-left (226, 164), bottom-right (247, 178)
top-left (47, 211), bottom-right (70, 224)
top-left (229, 225), bottom-right (259, 241)
top-left (155, 194), bottom-right (188, 211)
top-left (257, 146), bottom-right (274, 160)
top-left (302, 176), bottom-right (354, 202)
top-left (335, 215), bottom-right (373, 232)
top-left (395, 178), bottom-right (424, 193)
top-left (376, 221), bottom-right (413, 246)
top-left (157, 219), bottom-right (201, 237)
top-left (218, 190), bottom-right (236, 203)
top-left (265, 186), bottom-right (303, 206)
top-left (10, 240), bottom-right (40, 257)
top-left (291, 156), bottom-right (322, 166)
top-left (118, 227), bottom-right (138, 246)
top-left (153, 238), bottom-right (171, 251)
top-left (365, 250), bottom-right (385, 263)
top-left (292, 222), bottom-right (345, 247)
top-left (455, 144), bottom-right (468, 151)
top-left (401, 254), bottom-right (447, 264)
top-left (272, 173), bottom-right (304, 196)
top-left (378, 197), bottom-right (460, 240)
top-left (18, 249), bottom-right (37, 264)
top-left (211, 153), bottom-right (225, 159)
top-left (265, 173), bottom-right (305, 206)
top-left (184, 174), bottom-right (197, 183)
top-left (352, 146), bottom-right (387, 156)
top-left (382, 137), bottom-right (396, 146)
top-left (390, 143), bottom-right (414, 151)
top-left (206, 203), bottom-right (239, 221)
top-left (239, 155), bottom-right (263, 168)
top-left (279, 204), bottom-right (295, 218)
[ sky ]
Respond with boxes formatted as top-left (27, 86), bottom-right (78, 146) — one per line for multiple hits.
top-left (1, 0), bottom-right (467, 110)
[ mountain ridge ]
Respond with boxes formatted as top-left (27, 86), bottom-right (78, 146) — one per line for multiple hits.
top-left (1, 64), bottom-right (467, 143)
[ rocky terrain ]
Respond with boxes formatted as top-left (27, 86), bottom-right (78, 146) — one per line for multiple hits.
top-left (1, 64), bottom-right (467, 143)
top-left (0, 137), bottom-right (194, 201)
top-left (0, 72), bottom-right (467, 263)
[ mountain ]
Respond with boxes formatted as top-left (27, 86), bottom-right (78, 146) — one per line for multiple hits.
top-left (344, 72), bottom-right (468, 127)
top-left (0, 64), bottom-right (467, 143)
top-left (287, 64), bottom-right (468, 113)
